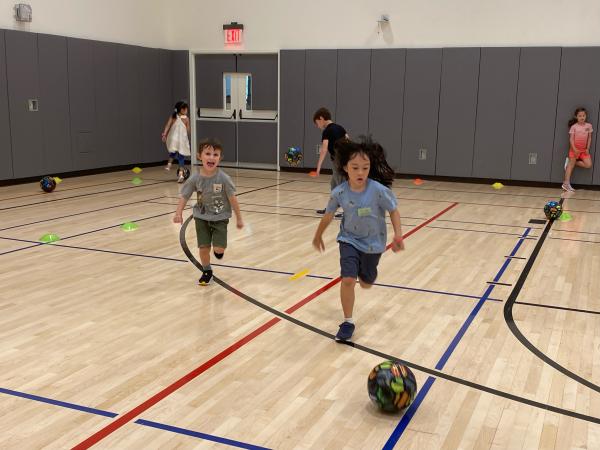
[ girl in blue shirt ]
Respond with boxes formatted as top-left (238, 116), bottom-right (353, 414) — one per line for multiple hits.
top-left (312, 137), bottom-right (404, 341)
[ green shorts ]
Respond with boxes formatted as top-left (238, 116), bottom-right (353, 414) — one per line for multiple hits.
top-left (194, 218), bottom-right (229, 248)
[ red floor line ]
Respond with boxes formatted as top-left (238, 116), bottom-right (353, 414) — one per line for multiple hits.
top-left (71, 201), bottom-right (458, 449)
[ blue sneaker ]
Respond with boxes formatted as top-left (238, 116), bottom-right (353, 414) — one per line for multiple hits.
top-left (335, 322), bottom-right (355, 341)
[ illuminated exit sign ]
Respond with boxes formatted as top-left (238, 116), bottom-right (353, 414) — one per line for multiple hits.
top-left (223, 22), bottom-right (244, 45)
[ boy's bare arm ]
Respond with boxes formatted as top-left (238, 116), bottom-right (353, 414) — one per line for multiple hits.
top-left (173, 197), bottom-right (188, 223)
top-left (229, 195), bottom-right (244, 229)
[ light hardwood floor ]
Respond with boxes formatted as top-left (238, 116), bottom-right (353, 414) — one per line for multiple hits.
top-left (1, 166), bottom-right (599, 449)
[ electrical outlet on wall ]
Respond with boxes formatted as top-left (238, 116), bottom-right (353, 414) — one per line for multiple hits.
top-left (528, 153), bottom-right (537, 165)
top-left (418, 148), bottom-right (427, 160)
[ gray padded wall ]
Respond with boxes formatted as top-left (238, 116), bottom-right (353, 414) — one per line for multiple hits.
top-left (552, 47), bottom-right (600, 184)
top-left (117, 45), bottom-right (142, 165)
top-left (38, 34), bottom-right (72, 174)
top-left (195, 54), bottom-right (235, 109)
top-left (303, 49), bottom-right (337, 170)
top-left (336, 49), bottom-right (371, 139)
top-left (158, 50), bottom-right (173, 162)
top-left (472, 48), bottom-right (520, 179)
top-left (511, 48), bottom-right (561, 182)
top-left (140, 48), bottom-right (164, 163)
top-left (92, 41), bottom-right (119, 168)
top-left (237, 53), bottom-right (278, 110)
top-left (196, 121), bottom-right (237, 164)
top-left (368, 49), bottom-right (406, 172)
top-left (172, 50), bottom-right (189, 104)
top-left (401, 49), bottom-right (442, 175)
top-left (68, 38), bottom-right (96, 170)
top-left (279, 50), bottom-right (305, 168)
top-left (0, 30), bottom-right (13, 180)
top-left (5, 30), bottom-right (44, 178)
top-left (436, 48), bottom-right (480, 177)
top-left (238, 122), bottom-right (277, 164)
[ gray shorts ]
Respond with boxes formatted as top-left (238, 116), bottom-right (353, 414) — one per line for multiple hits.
top-left (339, 242), bottom-right (382, 284)
top-left (330, 164), bottom-right (345, 191)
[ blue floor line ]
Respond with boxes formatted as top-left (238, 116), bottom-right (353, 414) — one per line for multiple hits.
top-left (0, 387), bottom-right (267, 448)
top-left (135, 419), bottom-right (272, 450)
top-left (0, 387), bottom-right (116, 418)
top-left (0, 235), bottom-right (503, 303)
top-left (383, 227), bottom-right (531, 449)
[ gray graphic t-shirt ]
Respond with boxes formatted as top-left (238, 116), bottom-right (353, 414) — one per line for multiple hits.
top-left (180, 169), bottom-right (236, 221)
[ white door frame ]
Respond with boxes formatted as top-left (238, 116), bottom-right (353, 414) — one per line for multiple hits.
top-left (188, 51), bottom-right (280, 170)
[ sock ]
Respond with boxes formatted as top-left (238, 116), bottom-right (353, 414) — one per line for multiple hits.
top-left (344, 317), bottom-right (354, 324)
top-left (202, 264), bottom-right (212, 272)
top-left (214, 251), bottom-right (224, 259)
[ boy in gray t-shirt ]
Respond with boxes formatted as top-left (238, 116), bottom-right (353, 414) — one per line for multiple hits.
top-left (174, 139), bottom-right (244, 285)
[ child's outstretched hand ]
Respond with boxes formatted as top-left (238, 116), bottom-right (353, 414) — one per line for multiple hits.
top-left (391, 235), bottom-right (405, 253)
top-left (173, 213), bottom-right (183, 224)
top-left (313, 235), bottom-right (325, 252)
top-left (236, 219), bottom-right (244, 230)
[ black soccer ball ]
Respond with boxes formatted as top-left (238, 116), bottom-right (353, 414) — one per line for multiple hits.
top-left (40, 176), bottom-right (56, 193)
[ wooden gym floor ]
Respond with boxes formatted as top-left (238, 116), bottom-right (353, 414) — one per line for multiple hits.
top-left (1, 166), bottom-right (599, 449)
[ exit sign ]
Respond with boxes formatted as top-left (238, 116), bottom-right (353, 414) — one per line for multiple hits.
top-left (223, 22), bottom-right (244, 45)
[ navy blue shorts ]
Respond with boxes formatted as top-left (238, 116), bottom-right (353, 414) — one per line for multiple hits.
top-left (339, 242), bottom-right (382, 285)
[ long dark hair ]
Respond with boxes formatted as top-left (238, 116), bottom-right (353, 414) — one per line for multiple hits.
top-left (568, 107), bottom-right (587, 128)
top-left (172, 101), bottom-right (189, 119)
top-left (334, 136), bottom-right (395, 188)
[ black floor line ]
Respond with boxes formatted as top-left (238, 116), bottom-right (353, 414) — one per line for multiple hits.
top-left (515, 301), bottom-right (600, 316)
top-left (552, 228), bottom-right (600, 236)
top-left (244, 186), bottom-right (599, 212)
top-left (237, 200), bottom-right (549, 231)
top-left (0, 180), bottom-right (173, 212)
top-left (503, 198), bottom-right (600, 395)
top-left (145, 202), bottom-right (544, 239)
top-left (144, 202), bottom-right (578, 242)
top-left (0, 180), bottom-right (295, 258)
top-left (548, 236), bottom-right (600, 245)
top-left (169, 170), bottom-right (600, 203)
top-left (0, 195), bottom-right (166, 232)
top-left (178, 215), bottom-right (600, 426)
top-left (486, 281), bottom-right (513, 286)
top-left (0, 178), bottom-right (139, 202)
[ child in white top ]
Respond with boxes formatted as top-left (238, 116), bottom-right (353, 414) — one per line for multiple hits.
top-left (162, 101), bottom-right (191, 183)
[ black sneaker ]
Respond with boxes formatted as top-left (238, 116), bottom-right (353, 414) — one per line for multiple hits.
top-left (316, 208), bottom-right (326, 214)
top-left (335, 322), bottom-right (355, 341)
top-left (198, 269), bottom-right (213, 286)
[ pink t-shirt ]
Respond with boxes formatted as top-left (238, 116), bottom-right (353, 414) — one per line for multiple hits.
top-left (569, 122), bottom-right (593, 150)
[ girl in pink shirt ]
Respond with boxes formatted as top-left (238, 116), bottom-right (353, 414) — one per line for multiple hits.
top-left (563, 107), bottom-right (593, 192)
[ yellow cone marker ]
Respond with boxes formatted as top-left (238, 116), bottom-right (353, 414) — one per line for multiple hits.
top-left (53, 177), bottom-right (62, 184)
top-left (492, 182), bottom-right (504, 190)
top-left (132, 167), bottom-right (142, 174)
top-left (289, 269), bottom-right (310, 281)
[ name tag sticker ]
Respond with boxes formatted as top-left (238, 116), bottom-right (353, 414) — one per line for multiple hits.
top-left (357, 207), bottom-right (372, 217)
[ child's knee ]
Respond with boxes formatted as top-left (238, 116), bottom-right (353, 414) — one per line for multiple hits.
top-left (341, 277), bottom-right (356, 288)
top-left (584, 159), bottom-right (593, 169)
top-left (359, 279), bottom-right (373, 289)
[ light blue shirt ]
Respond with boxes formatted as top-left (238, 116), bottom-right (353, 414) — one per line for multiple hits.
top-left (326, 179), bottom-right (398, 254)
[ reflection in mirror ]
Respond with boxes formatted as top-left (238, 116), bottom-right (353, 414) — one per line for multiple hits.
top-left (225, 74), bottom-right (232, 110)
top-left (245, 75), bottom-right (252, 110)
